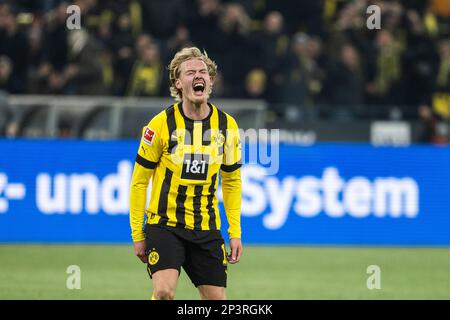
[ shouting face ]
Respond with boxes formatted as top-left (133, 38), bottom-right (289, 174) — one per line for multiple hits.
top-left (175, 58), bottom-right (213, 105)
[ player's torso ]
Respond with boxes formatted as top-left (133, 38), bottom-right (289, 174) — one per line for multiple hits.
top-left (148, 102), bottom-right (228, 230)
top-left (158, 102), bottom-right (226, 185)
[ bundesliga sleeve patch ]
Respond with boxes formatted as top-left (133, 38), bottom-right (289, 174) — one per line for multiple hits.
top-left (143, 127), bottom-right (155, 145)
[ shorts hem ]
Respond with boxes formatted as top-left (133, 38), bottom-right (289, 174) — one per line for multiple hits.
top-left (192, 280), bottom-right (227, 288)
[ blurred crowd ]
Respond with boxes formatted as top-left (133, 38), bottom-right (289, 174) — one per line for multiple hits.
top-left (1, 0), bottom-right (450, 133)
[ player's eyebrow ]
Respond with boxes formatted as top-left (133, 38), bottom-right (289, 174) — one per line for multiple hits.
top-left (185, 68), bottom-right (207, 73)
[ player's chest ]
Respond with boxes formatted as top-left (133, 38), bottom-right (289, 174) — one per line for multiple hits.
top-left (162, 127), bottom-right (226, 180)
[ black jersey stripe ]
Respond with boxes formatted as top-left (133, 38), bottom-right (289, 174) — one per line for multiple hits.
top-left (193, 185), bottom-right (203, 229)
top-left (184, 119), bottom-right (194, 145)
top-left (166, 105), bottom-right (177, 153)
top-left (206, 173), bottom-right (217, 230)
top-left (217, 109), bottom-right (227, 155)
top-left (135, 154), bottom-right (157, 169)
top-left (221, 162), bottom-right (242, 172)
top-left (157, 168), bottom-right (173, 220)
top-left (202, 118), bottom-right (211, 145)
top-left (175, 185), bottom-right (187, 227)
top-left (178, 101), bottom-right (193, 145)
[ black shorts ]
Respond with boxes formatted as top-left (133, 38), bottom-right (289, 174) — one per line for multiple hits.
top-left (144, 224), bottom-right (228, 287)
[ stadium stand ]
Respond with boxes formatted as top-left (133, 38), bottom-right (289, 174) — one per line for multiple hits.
top-left (0, 0), bottom-right (449, 142)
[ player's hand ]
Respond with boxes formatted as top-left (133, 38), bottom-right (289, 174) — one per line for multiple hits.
top-left (133, 240), bottom-right (147, 263)
top-left (227, 238), bottom-right (242, 264)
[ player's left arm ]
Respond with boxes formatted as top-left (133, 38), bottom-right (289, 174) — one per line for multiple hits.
top-left (220, 115), bottom-right (242, 264)
top-left (129, 114), bottom-right (164, 262)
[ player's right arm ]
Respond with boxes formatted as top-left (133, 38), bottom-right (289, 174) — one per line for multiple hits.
top-left (129, 113), bottom-right (165, 247)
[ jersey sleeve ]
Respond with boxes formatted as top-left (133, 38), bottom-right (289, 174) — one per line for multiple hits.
top-left (136, 112), bottom-right (166, 165)
top-left (129, 112), bottom-right (166, 242)
top-left (222, 115), bottom-right (242, 168)
top-left (221, 115), bottom-right (242, 239)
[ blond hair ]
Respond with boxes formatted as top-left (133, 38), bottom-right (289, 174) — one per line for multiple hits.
top-left (168, 47), bottom-right (218, 102)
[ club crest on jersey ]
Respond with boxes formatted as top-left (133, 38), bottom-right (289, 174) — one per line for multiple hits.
top-left (143, 127), bottom-right (155, 145)
top-left (213, 131), bottom-right (225, 146)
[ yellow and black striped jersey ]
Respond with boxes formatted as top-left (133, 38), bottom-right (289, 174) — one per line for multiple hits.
top-left (129, 102), bottom-right (242, 242)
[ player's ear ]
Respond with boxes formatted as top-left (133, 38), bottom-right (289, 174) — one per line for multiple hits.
top-left (208, 77), bottom-right (214, 95)
top-left (175, 78), bottom-right (182, 90)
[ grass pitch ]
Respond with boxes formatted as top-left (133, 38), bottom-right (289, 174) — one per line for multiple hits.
top-left (0, 245), bottom-right (449, 299)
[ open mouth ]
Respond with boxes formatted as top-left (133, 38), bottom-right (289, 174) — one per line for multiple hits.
top-left (193, 81), bottom-right (205, 94)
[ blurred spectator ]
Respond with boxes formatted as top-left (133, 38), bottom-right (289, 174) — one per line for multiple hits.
top-left (0, 92), bottom-right (10, 136)
top-left (141, 0), bottom-right (185, 41)
top-left (234, 0), bottom-right (275, 30)
top-left (435, 40), bottom-right (450, 91)
top-left (256, 11), bottom-right (289, 75)
top-left (381, 1), bottom-right (404, 34)
top-left (109, 0), bottom-right (143, 39)
top-left (243, 68), bottom-right (267, 100)
top-left (28, 62), bottom-right (52, 94)
top-left (274, 0), bottom-right (324, 36)
top-left (135, 34), bottom-right (153, 56)
top-left (110, 13), bottom-right (136, 95)
top-left (64, 28), bottom-right (108, 95)
top-left (166, 26), bottom-right (193, 63)
top-left (325, 44), bottom-right (365, 108)
top-left (0, 55), bottom-right (21, 93)
top-left (403, 9), bottom-right (439, 108)
top-left (186, 0), bottom-right (222, 56)
top-left (252, 11), bottom-right (289, 104)
top-left (278, 32), bottom-right (325, 106)
top-left (126, 43), bottom-right (164, 96)
top-left (215, 3), bottom-right (252, 96)
top-left (0, 0), bottom-right (448, 129)
top-left (366, 30), bottom-right (404, 105)
top-left (27, 18), bottom-right (46, 71)
top-left (219, 3), bottom-right (250, 35)
top-left (432, 40), bottom-right (450, 120)
top-left (0, 5), bottom-right (29, 92)
top-left (418, 104), bottom-right (449, 144)
top-left (110, 13), bottom-right (134, 57)
top-left (43, 2), bottom-right (69, 71)
top-left (429, 0), bottom-right (450, 19)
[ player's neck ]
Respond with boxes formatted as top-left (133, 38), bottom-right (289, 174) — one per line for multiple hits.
top-left (181, 100), bottom-right (210, 121)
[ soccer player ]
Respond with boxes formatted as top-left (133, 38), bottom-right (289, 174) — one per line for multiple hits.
top-left (129, 47), bottom-right (242, 300)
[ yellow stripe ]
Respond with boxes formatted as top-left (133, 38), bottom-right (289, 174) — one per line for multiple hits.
top-left (206, 104), bottom-right (221, 229)
top-left (170, 103), bottom-right (186, 170)
top-left (174, 103), bottom-right (184, 131)
top-left (200, 188), bottom-right (210, 230)
top-left (214, 179), bottom-right (221, 230)
top-left (165, 171), bottom-right (178, 227)
top-left (210, 104), bottom-right (219, 129)
top-left (184, 185), bottom-right (195, 229)
top-left (209, 105), bottom-right (222, 165)
top-left (148, 163), bottom-right (165, 225)
top-left (193, 121), bottom-right (202, 150)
